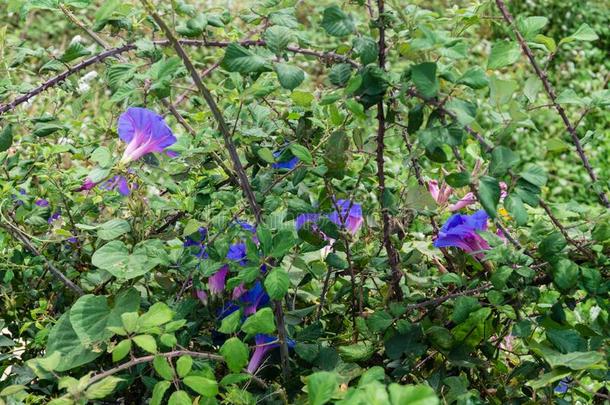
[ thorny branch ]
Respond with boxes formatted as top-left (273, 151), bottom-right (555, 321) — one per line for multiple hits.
top-left (494, 0), bottom-right (609, 208)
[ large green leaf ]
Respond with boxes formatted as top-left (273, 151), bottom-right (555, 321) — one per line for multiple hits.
top-left (264, 25), bottom-right (293, 55)
top-left (91, 240), bottom-right (160, 280)
top-left (275, 63), bottom-right (305, 90)
top-left (321, 6), bottom-right (354, 37)
top-left (45, 313), bottom-right (101, 371)
top-left (69, 295), bottom-right (111, 347)
top-left (241, 307), bottom-right (276, 335)
top-left (264, 268), bottom-right (290, 300)
top-left (487, 41), bottom-right (521, 69)
top-left (478, 176), bottom-right (501, 218)
top-left (411, 62), bottom-right (439, 99)
top-left (220, 337), bottom-right (249, 372)
top-left (388, 384), bottom-right (440, 405)
top-left (307, 371), bottom-right (338, 405)
top-left (221, 43), bottom-right (271, 74)
top-left (97, 219), bottom-right (131, 241)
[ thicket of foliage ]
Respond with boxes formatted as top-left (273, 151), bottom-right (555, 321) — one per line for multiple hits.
top-left (0, 0), bottom-right (608, 403)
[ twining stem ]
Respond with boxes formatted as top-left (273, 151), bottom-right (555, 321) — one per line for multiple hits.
top-left (494, 0), bottom-right (609, 208)
top-left (139, 0), bottom-right (292, 380)
top-left (87, 350), bottom-right (267, 389)
top-left (376, 0), bottom-right (403, 301)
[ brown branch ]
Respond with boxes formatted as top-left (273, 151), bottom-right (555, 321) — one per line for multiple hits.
top-left (87, 350), bottom-right (267, 389)
top-left (376, 0), bottom-right (403, 301)
top-left (0, 40), bottom-right (357, 116)
top-left (0, 223), bottom-right (84, 296)
top-left (139, 1), bottom-right (294, 383)
top-left (494, 0), bottom-right (609, 208)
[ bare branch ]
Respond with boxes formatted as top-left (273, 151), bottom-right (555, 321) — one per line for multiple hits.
top-left (494, 0), bottom-right (609, 208)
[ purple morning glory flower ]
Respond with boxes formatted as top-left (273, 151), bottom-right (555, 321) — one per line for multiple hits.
top-left (246, 334), bottom-right (296, 374)
top-left (434, 210), bottom-right (490, 258)
top-left (227, 242), bottom-right (248, 265)
top-left (209, 265), bottom-right (229, 295)
top-left (35, 199), bottom-right (49, 207)
top-left (195, 289), bottom-right (208, 305)
top-left (118, 107), bottom-right (177, 163)
top-left (101, 175), bottom-right (132, 196)
top-left (76, 177), bottom-right (98, 192)
top-left (240, 281), bottom-right (270, 316)
top-left (328, 199), bottom-right (363, 235)
top-left (295, 213), bottom-right (322, 231)
top-left (48, 211), bottom-right (61, 224)
top-left (271, 150), bottom-right (299, 170)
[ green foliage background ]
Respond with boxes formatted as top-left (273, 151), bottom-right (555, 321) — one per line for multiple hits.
top-left (0, 0), bottom-right (608, 403)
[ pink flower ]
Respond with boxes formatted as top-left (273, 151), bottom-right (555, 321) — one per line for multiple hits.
top-left (449, 192), bottom-right (477, 211)
top-left (428, 180), bottom-right (453, 206)
top-left (208, 265), bottom-right (229, 295)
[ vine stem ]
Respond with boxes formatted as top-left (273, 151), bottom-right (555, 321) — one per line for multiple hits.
top-left (86, 350), bottom-right (267, 389)
top-left (494, 0), bottom-right (609, 208)
top-left (0, 223), bottom-right (84, 296)
top-left (376, 0), bottom-right (403, 301)
top-left (139, 0), bottom-right (291, 381)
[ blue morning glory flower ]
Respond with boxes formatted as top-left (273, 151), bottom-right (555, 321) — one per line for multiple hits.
top-left (35, 199), bottom-right (49, 207)
top-left (246, 334), bottom-right (296, 374)
top-left (434, 210), bottom-right (490, 258)
top-left (118, 107), bottom-right (177, 163)
top-left (271, 150), bottom-right (299, 170)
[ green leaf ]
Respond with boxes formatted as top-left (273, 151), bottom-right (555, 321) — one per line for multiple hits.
top-left (60, 42), bottom-right (91, 63)
top-left (338, 341), bottom-right (374, 361)
top-left (264, 25), bottom-right (293, 55)
top-left (176, 355), bottom-right (193, 378)
top-left (183, 376), bottom-right (219, 397)
top-left (530, 344), bottom-right (605, 370)
top-left (132, 335), bottom-right (157, 354)
top-left (516, 16), bottom-right (548, 39)
top-left (552, 259), bottom-right (579, 291)
top-left (329, 63), bottom-right (352, 86)
top-left (487, 41), bottom-right (521, 69)
top-left (139, 302), bottom-right (173, 329)
top-left (367, 311), bottom-right (393, 332)
top-left (539, 231), bottom-right (566, 260)
top-left (150, 381), bottom-right (171, 405)
top-left (504, 194), bottom-right (528, 226)
top-left (112, 339), bottom-right (131, 362)
top-left (69, 294), bottom-right (111, 346)
top-left (0, 385), bottom-right (26, 396)
top-left (321, 5), bottom-right (354, 37)
top-left (456, 68), bottom-right (488, 89)
top-left (33, 123), bottom-right (64, 137)
top-left (97, 219), bottom-right (131, 241)
top-left (218, 309), bottom-right (241, 334)
top-left (290, 144), bottom-right (312, 164)
top-left (526, 369), bottom-right (571, 390)
top-left (264, 268), bottom-right (290, 300)
top-left (168, 390), bottom-right (191, 405)
top-left (45, 313), bottom-right (101, 371)
top-left (489, 146), bottom-right (519, 177)
top-left (84, 376), bottom-right (123, 400)
top-left (478, 176), bottom-right (501, 218)
top-left (352, 36), bottom-right (378, 64)
top-left (91, 241), bottom-right (159, 280)
top-left (388, 384), bottom-right (440, 405)
top-left (411, 62), bottom-right (439, 99)
top-left (519, 164), bottom-right (547, 187)
top-left (257, 147), bottom-right (275, 163)
top-left (221, 43), bottom-right (271, 74)
top-left (275, 63), bottom-right (305, 90)
top-left (445, 172), bottom-right (471, 188)
top-left (153, 356), bottom-right (175, 380)
top-left (241, 307), bottom-right (276, 335)
top-left (561, 23), bottom-right (599, 44)
top-left (0, 124), bottom-right (13, 152)
top-left (324, 130), bottom-right (350, 179)
top-left (220, 337), bottom-right (249, 372)
top-left (445, 99), bottom-right (477, 125)
top-left (307, 371), bottom-right (338, 405)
